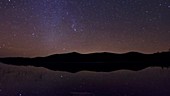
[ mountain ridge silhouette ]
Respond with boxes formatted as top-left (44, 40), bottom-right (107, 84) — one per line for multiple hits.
top-left (0, 51), bottom-right (170, 72)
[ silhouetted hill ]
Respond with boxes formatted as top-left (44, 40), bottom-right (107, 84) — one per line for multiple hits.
top-left (0, 52), bottom-right (170, 72)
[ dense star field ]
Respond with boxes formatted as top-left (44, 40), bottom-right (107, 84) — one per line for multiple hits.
top-left (0, 0), bottom-right (170, 57)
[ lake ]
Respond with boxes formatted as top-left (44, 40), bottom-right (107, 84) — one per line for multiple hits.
top-left (0, 63), bottom-right (170, 96)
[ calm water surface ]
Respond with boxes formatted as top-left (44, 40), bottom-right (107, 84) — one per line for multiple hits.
top-left (0, 63), bottom-right (170, 96)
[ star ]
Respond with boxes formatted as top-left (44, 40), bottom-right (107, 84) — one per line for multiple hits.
top-left (74, 28), bottom-right (77, 32)
top-left (32, 33), bottom-right (35, 36)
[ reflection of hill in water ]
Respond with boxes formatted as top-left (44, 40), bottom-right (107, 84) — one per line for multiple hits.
top-left (0, 63), bottom-right (170, 96)
top-left (0, 52), bottom-right (170, 72)
top-left (0, 63), bottom-right (49, 83)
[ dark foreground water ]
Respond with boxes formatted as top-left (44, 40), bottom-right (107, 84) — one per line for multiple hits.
top-left (0, 63), bottom-right (170, 96)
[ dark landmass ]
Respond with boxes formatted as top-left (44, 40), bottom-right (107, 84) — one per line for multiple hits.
top-left (0, 52), bottom-right (170, 72)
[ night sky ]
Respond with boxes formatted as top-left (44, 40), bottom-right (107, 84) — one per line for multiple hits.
top-left (0, 0), bottom-right (170, 57)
